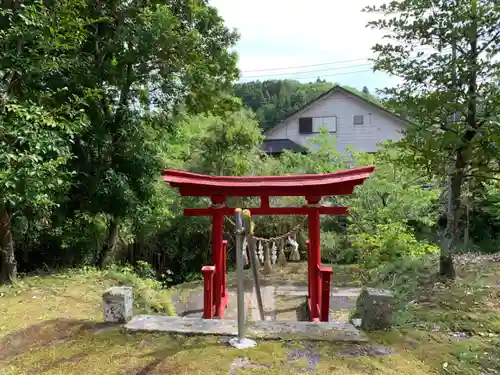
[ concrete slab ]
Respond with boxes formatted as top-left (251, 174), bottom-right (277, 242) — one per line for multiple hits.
top-left (275, 286), bottom-right (362, 297)
top-left (250, 286), bottom-right (276, 321)
top-left (330, 295), bottom-right (357, 310)
top-left (125, 315), bottom-right (368, 342)
top-left (172, 290), bottom-right (253, 320)
top-left (275, 286), bottom-right (308, 296)
top-left (331, 288), bottom-right (363, 297)
top-left (247, 320), bottom-right (367, 342)
top-left (274, 295), bottom-right (308, 321)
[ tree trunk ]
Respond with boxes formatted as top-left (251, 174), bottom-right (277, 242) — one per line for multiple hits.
top-left (97, 218), bottom-right (120, 269)
top-left (439, 166), bottom-right (463, 278)
top-left (0, 210), bottom-right (16, 284)
top-left (439, 7), bottom-right (479, 278)
top-left (464, 191), bottom-right (470, 251)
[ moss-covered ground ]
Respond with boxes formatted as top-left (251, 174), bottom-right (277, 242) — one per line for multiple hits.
top-left (1, 256), bottom-right (499, 374)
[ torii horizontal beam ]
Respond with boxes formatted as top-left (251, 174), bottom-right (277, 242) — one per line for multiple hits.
top-left (184, 206), bottom-right (348, 216)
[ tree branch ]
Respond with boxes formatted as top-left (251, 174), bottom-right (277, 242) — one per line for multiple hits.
top-left (477, 30), bottom-right (500, 55)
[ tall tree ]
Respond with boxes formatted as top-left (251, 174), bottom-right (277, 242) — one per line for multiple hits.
top-left (0, 0), bottom-right (89, 283)
top-left (364, 0), bottom-right (500, 277)
top-left (52, 0), bottom-right (239, 268)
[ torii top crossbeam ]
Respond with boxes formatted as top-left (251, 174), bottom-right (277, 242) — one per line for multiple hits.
top-left (162, 166), bottom-right (375, 198)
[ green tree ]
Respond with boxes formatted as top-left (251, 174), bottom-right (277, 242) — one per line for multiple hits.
top-left (51, 0), bottom-right (239, 268)
top-left (0, 0), bottom-right (88, 283)
top-left (181, 109), bottom-right (264, 176)
top-left (364, 0), bottom-right (500, 277)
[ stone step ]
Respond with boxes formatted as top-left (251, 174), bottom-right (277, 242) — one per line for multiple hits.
top-left (125, 315), bottom-right (368, 343)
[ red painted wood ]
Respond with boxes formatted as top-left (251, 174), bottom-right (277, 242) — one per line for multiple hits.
top-left (163, 166), bottom-right (375, 197)
top-left (260, 196), bottom-right (270, 208)
top-left (184, 206), bottom-right (349, 217)
top-left (173, 184), bottom-right (357, 197)
top-left (306, 240), bottom-right (311, 301)
top-left (307, 198), bottom-right (321, 321)
top-left (163, 166), bottom-right (374, 184)
top-left (318, 265), bottom-right (333, 322)
top-left (211, 207), bottom-right (224, 318)
top-left (201, 266), bottom-right (215, 319)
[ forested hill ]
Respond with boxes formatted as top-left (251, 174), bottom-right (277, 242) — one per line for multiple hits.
top-left (232, 79), bottom-right (381, 132)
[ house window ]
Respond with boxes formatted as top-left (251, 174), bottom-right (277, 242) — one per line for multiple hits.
top-left (299, 116), bottom-right (337, 134)
top-left (299, 117), bottom-right (313, 134)
top-left (353, 115), bottom-right (364, 125)
top-left (313, 116), bottom-right (337, 133)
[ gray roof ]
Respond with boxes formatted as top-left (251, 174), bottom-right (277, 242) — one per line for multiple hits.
top-left (262, 139), bottom-right (307, 154)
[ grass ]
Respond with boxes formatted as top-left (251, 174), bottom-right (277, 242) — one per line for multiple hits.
top-left (1, 257), bottom-right (500, 374)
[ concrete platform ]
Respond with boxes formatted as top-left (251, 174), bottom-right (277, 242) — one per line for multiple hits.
top-left (125, 315), bottom-right (368, 342)
top-left (171, 285), bottom-right (363, 323)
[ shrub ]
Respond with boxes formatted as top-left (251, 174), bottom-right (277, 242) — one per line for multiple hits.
top-left (320, 231), bottom-right (357, 264)
top-left (352, 223), bottom-right (439, 269)
top-left (364, 254), bottom-right (439, 327)
top-left (105, 264), bottom-right (175, 316)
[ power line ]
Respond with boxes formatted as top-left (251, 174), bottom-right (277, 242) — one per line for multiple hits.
top-left (241, 58), bottom-right (369, 73)
top-left (236, 69), bottom-right (374, 83)
top-left (238, 48), bottom-right (453, 82)
top-left (240, 63), bottom-right (372, 79)
top-left (239, 47), bottom-right (451, 75)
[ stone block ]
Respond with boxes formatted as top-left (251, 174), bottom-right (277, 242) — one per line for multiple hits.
top-left (355, 288), bottom-right (395, 331)
top-left (103, 286), bottom-right (133, 323)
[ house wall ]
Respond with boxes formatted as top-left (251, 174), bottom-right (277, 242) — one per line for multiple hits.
top-left (265, 90), bottom-right (406, 154)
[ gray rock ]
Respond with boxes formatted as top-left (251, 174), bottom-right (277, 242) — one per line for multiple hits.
top-left (102, 286), bottom-right (133, 323)
top-left (355, 288), bottom-right (395, 331)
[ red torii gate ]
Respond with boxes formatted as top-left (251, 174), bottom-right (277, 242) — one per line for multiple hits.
top-left (163, 166), bottom-right (375, 322)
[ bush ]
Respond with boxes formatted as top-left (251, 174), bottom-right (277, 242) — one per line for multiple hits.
top-left (320, 231), bottom-right (356, 264)
top-left (364, 254), bottom-right (439, 327)
top-left (105, 264), bottom-right (175, 316)
top-left (352, 223), bottom-right (439, 269)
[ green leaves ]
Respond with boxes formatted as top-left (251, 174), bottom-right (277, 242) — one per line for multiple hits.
top-left (364, 0), bottom-right (499, 275)
top-left (364, 0), bottom-right (500, 179)
top-left (171, 109), bottom-right (264, 176)
top-left (352, 223), bottom-right (439, 269)
top-left (0, 101), bottom-right (77, 212)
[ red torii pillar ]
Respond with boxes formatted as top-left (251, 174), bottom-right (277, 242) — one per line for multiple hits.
top-left (200, 195), bottom-right (228, 319)
top-left (163, 166), bottom-right (375, 322)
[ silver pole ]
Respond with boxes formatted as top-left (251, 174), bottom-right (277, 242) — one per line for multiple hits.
top-left (229, 208), bottom-right (256, 349)
top-left (234, 208), bottom-right (246, 339)
top-left (242, 210), bottom-right (265, 321)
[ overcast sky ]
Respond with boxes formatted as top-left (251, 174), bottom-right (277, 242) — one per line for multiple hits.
top-left (210, 0), bottom-right (401, 92)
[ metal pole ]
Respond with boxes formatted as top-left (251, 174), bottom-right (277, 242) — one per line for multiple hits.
top-left (229, 208), bottom-right (257, 349)
top-left (242, 209), bottom-right (265, 321)
top-left (234, 208), bottom-right (246, 339)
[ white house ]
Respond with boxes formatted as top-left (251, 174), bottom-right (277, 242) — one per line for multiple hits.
top-left (262, 86), bottom-right (410, 155)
